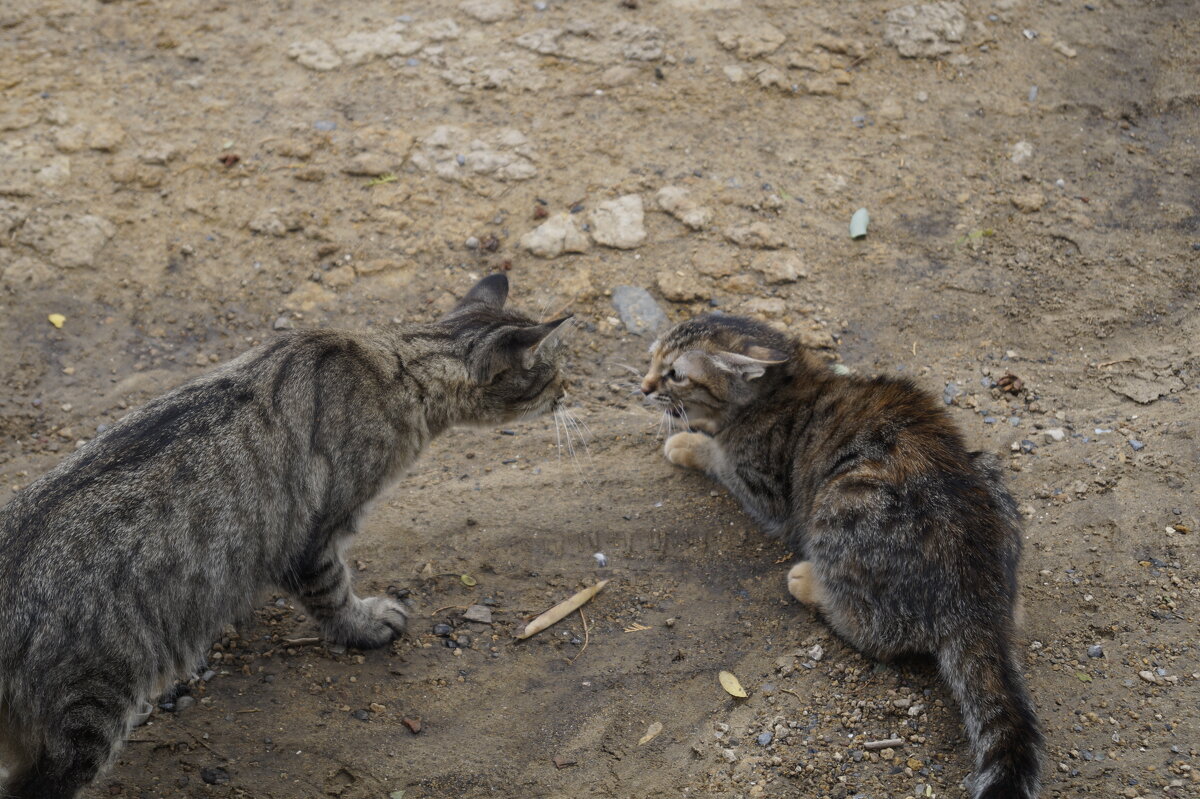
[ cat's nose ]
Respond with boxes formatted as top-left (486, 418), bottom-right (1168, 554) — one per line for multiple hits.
top-left (640, 377), bottom-right (656, 395)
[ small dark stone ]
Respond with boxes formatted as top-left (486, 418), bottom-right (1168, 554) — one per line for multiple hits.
top-left (352, 709), bottom-right (370, 722)
top-left (1087, 645), bottom-right (1104, 658)
top-left (200, 767), bottom-right (230, 786)
top-left (433, 623), bottom-right (453, 636)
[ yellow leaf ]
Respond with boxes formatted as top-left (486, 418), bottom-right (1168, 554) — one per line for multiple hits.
top-left (47, 313), bottom-right (66, 328)
top-left (460, 574), bottom-right (477, 587)
top-left (718, 670), bottom-right (748, 698)
top-left (638, 721), bottom-right (663, 745)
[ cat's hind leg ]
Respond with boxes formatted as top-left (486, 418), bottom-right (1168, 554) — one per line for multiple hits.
top-left (6, 690), bottom-right (131, 799)
top-left (786, 561), bottom-right (827, 609)
top-left (292, 540), bottom-right (408, 649)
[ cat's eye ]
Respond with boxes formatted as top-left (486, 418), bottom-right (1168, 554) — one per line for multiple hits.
top-left (664, 368), bottom-right (687, 385)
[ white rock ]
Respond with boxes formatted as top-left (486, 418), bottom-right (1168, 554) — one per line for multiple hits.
top-left (741, 297), bottom-right (786, 318)
top-left (35, 157), bottom-right (71, 186)
top-left (87, 121), bottom-right (125, 152)
top-left (520, 213), bottom-right (590, 258)
top-left (656, 186), bottom-right (712, 230)
top-left (752, 252), bottom-right (806, 283)
top-left (459, 0), bottom-right (519, 23)
top-left (590, 195), bottom-right (646, 249)
top-left (0, 256), bottom-right (55, 288)
top-left (415, 18), bottom-right (462, 41)
top-left (1011, 140), bottom-right (1034, 163)
top-left (878, 96), bottom-right (906, 122)
top-left (248, 209), bottom-right (291, 237)
top-left (332, 26), bottom-right (422, 66)
top-left (726, 222), bottom-right (784, 249)
top-left (884, 2), bottom-right (967, 59)
top-left (15, 213), bottom-right (115, 269)
top-left (717, 24), bottom-right (785, 59)
top-left (612, 21), bottom-right (665, 61)
top-left (288, 39), bottom-right (343, 71)
top-left (723, 65), bottom-right (747, 83)
top-left (1043, 428), bottom-right (1065, 443)
top-left (53, 125), bottom-right (87, 153)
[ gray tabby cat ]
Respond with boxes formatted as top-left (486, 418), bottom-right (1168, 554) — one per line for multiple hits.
top-left (642, 313), bottom-right (1043, 799)
top-left (0, 274), bottom-right (569, 799)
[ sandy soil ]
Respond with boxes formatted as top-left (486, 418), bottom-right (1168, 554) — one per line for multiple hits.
top-left (1, 0), bottom-right (1198, 797)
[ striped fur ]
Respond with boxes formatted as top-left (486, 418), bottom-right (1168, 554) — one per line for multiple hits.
top-left (645, 313), bottom-right (1044, 798)
top-left (0, 274), bottom-right (568, 799)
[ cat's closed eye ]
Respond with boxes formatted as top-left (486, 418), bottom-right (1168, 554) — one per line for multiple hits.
top-left (664, 367), bottom-right (687, 385)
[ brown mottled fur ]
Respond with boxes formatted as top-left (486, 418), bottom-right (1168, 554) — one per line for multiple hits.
top-left (644, 313), bottom-right (1043, 799)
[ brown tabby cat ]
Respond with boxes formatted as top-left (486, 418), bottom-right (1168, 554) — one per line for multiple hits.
top-left (0, 274), bottom-right (569, 799)
top-left (641, 313), bottom-right (1043, 799)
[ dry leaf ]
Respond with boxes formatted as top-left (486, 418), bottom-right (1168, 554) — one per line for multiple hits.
top-left (623, 622), bottom-right (651, 633)
top-left (638, 721), bottom-right (663, 745)
top-left (517, 580), bottom-right (610, 640)
top-left (47, 313), bottom-right (66, 329)
top-left (460, 574), bottom-right (478, 587)
top-left (718, 670), bottom-right (748, 698)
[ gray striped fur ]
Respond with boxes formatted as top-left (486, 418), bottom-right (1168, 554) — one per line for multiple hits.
top-left (0, 274), bottom-right (568, 799)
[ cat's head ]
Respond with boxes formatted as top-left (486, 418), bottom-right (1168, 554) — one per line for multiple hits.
top-left (641, 313), bottom-right (792, 433)
top-left (438, 273), bottom-right (572, 425)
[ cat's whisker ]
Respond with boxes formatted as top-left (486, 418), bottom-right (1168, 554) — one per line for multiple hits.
top-left (561, 409), bottom-right (593, 459)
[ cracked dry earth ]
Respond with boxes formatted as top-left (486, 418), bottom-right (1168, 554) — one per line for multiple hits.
top-left (1, 0), bottom-right (1197, 798)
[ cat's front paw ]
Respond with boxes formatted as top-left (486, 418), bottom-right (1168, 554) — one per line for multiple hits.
top-left (325, 596), bottom-right (410, 649)
top-left (664, 431), bottom-right (714, 471)
top-left (787, 561), bottom-right (823, 608)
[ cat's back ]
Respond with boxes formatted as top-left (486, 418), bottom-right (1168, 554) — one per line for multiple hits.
top-left (801, 372), bottom-right (1020, 539)
top-left (0, 334), bottom-right (321, 580)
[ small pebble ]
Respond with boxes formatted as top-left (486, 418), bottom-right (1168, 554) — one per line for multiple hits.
top-left (1128, 439), bottom-right (1144, 451)
top-left (1087, 645), bottom-right (1104, 658)
top-left (757, 731), bottom-right (773, 746)
top-left (433, 623), bottom-right (453, 636)
top-left (200, 767), bottom-right (230, 786)
top-left (312, 120), bottom-right (336, 132)
top-left (465, 236), bottom-right (480, 250)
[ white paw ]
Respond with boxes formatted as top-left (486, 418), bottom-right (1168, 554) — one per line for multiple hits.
top-left (664, 431), bottom-right (713, 470)
top-left (787, 561), bottom-right (819, 606)
top-left (328, 596), bottom-right (410, 649)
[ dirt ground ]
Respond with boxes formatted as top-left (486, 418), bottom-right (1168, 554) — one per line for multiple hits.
top-left (2, 0), bottom-right (1198, 797)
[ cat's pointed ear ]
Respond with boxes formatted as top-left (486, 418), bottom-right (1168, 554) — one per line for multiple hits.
top-left (714, 351), bottom-right (786, 381)
top-left (513, 315), bottom-right (573, 367)
top-left (470, 316), bottom-right (572, 383)
top-left (511, 315), bottom-right (573, 349)
top-left (456, 273), bottom-right (509, 310)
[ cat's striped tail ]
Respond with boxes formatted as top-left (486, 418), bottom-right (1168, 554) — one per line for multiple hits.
top-left (937, 630), bottom-right (1044, 799)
